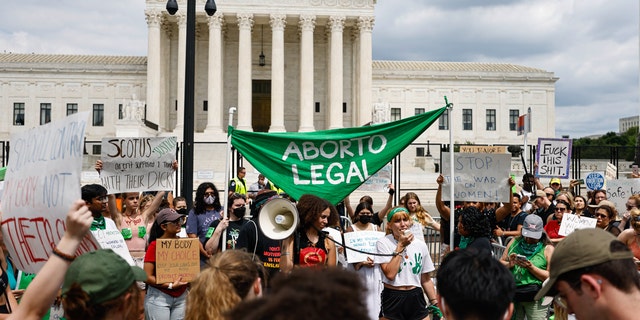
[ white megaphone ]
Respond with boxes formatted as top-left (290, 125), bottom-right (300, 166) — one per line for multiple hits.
top-left (258, 198), bottom-right (299, 240)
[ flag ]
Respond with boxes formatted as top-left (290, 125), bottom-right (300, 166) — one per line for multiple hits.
top-left (230, 106), bottom-right (446, 204)
top-left (517, 114), bottom-right (531, 136)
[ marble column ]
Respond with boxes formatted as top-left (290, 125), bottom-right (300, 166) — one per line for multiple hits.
top-left (328, 16), bottom-right (345, 129)
top-left (174, 12), bottom-right (187, 133)
top-left (204, 14), bottom-right (224, 134)
top-left (236, 13), bottom-right (254, 131)
top-left (145, 10), bottom-right (162, 131)
top-left (298, 14), bottom-right (316, 132)
top-left (357, 16), bottom-right (374, 127)
top-left (269, 14), bottom-right (287, 132)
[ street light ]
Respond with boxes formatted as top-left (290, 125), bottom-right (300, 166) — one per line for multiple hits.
top-left (166, 0), bottom-right (217, 208)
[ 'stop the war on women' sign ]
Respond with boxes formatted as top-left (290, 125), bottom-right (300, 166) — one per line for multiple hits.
top-left (1, 112), bottom-right (102, 273)
top-left (100, 137), bottom-right (177, 194)
top-left (441, 152), bottom-right (511, 203)
top-left (535, 138), bottom-right (572, 179)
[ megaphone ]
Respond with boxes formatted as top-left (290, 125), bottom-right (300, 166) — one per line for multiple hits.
top-left (258, 198), bottom-right (299, 240)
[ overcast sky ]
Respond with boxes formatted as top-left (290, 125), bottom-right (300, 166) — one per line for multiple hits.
top-left (1, 0), bottom-right (638, 139)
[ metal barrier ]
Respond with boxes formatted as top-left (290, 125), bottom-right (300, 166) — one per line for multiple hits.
top-left (424, 217), bottom-right (442, 271)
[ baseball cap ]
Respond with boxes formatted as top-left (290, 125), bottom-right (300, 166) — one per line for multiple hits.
top-left (588, 199), bottom-right (615, 209)
top-left (550, 178), bottom-right (561, 185)
top-left (156, 208), bottom-right (182, 224)
top-left (62, 249), bottom-right (147, 304)
top-left (528, 190), bottom-right (546, 203)
top-left (521, 214), bottom-right (544, 239)
top-left (535, 228), bottom-right (633, 300)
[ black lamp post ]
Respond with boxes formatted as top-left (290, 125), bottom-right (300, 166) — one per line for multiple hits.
top-left (166, 0), bottom-right (216, 208)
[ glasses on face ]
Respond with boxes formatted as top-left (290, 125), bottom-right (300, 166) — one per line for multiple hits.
top-left (555, 207), bottom-right (567, 212)
top-left (546, 193), bottom-right (554, 197)
top-left (165, 217), bottom-right (186, 226)
top-left (93, 196), bottom-right (108, 203)
top-left (632, 216), bottom-right (640, 222)
top-left (626, 204), bottom-right (636, 210)
top-left (595, 196), bottom-right (606, 200)
top-left (204, 192), bottom-right (216, 197)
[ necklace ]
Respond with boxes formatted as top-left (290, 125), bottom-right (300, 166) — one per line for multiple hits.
top-left (305, 231), bottom-right (319, 247)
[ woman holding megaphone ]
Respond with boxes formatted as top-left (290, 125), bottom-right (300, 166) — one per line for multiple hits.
top-left (280, 195), bottom-right (339, 273)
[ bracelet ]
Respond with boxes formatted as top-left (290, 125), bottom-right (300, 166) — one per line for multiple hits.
top-left (280, 252), bottom-right (290, 256)
top-left (430, 299), bottom-right (438, 305)
top-left (52, 247), bottom-right (76, 262)
top-left (392, 249), bottom-right (405, 256)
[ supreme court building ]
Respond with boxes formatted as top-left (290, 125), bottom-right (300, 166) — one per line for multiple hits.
top-left (0, 0), bottom-right (558, 192)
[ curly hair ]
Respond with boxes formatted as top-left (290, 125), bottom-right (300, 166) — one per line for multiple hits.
top-left (296, 195), bottom-right (338, 231)
top-left (62, 283), bottom-right (141, 320)
top-left (403, 192), bottom-right (430, 227)
top-left (194, 182), bottom-right (222, 214)
top-left (186, 250), bottom-right (262, 320)
top-left (459, 206), bottom-right (492, 238)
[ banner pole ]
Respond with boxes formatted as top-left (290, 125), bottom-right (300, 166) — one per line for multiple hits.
top-left (445, 97), bottom-right (455, 249)
top-left (222, 107), bottom-right (237, 252)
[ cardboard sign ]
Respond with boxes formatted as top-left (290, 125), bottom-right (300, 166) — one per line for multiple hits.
top-left (441, 152), bottom-right (511, 202)
top-left (90, 229), bottom-right (135, 266)
top-left (343, 231), bottom-right (385, 263)
top-left (459, 145), bottom-right (506, 153)
top-left (605, 179), bottom-right (640, 214)
top-left (100, 137), bottom-right (177, 193)
top-left (535, 138), bottom-right (572, 178)
top-left (155, 238), bottom-right (199, 284)
top-left (1, 112), bottom-right (101, 273)
top-left (558, 214), bottom-right (597, 236)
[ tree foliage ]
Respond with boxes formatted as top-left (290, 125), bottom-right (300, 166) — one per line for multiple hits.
top-left (572, 127), bottom-right (639, 161)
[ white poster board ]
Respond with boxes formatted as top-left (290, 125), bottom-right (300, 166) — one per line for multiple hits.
top-left (357, 164), bottom-right (391, 192)
top-left (605, 179), bottom-right (640, 214)
top-left (1, 112), bottom-right (101, 273)
top-left (558, 214), bottom-right (597, 236)
top-left (90, 229), bottom-right (135, 265)
top-left (441, 152), bottom-right (511, 202)
top-left (535, 138), bottom-right (572, 179)
top-left (100, 137), bottom-right (177, 193)
top-left (343, 231), bottom-right (385, 263)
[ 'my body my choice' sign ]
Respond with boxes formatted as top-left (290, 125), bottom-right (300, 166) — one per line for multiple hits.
top-left (230, 106), bottom-right (447, 204)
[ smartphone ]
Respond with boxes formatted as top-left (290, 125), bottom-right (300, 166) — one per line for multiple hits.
top-left (578, 179), bottom-right (584, 185)
top-left (515, 254), bottom-right (527, 261)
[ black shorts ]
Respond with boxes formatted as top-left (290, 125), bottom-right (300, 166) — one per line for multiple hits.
top-left (379, 287), bottom-right (428, 320)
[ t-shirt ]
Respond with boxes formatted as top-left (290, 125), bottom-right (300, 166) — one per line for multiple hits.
top-left (144, 240), bottom-right (188, 298)
top-left (544, 220), bottom-right (564, 240)
top-left (185, 208), bottom-right (221, 243)
top-left (236, 219), bottom-right (281, 285)
top-left (204, 219), bottom-right (247, 251)
top-left (535, 204), bottom-right (555, 227)
top-left (375, 234), bottom-right (434, 287)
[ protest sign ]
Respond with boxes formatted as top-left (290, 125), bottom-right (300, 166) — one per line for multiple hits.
top-left (357, 164), bottom-right (391, 192)
top-left (535, 138), bottom-right (572, 178)
top-left (605, 179), bottom-right (640, 214)
top-left (100, 136), bottom-right (177, 194)
top-left (155, 238), bottom-right (199, 283)
top-left (441, 152), bottom-right (511, 203)
top-left (1, 112), bottom-right (101, 273)
top-left (90, 229), bottom-right (135, 266)
top-left (343, 231), bottom-right (385, 263)
top-left (558, 214), bottom-right (597, 236)
top-left (585, 172), bottom-right (606, 191)
top-left (459, 145), bottom-right (506, 153)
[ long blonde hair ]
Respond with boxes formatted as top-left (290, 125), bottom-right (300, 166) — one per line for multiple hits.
top-left (403, 192), bottom-right (429, 227)
top-left (185, 250), bottom-right (262, 320)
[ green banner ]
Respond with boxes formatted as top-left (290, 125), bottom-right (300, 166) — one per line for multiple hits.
top-left (230, 106), bottom-right (446, 204)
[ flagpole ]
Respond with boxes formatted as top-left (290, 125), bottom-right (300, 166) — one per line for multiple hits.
top-left (222, 107), bottom-right (237, 252)
top-left (445, 97), bottom-right (455, 249)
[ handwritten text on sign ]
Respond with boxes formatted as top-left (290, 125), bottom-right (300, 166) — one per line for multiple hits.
top-left (91, 229), bottom-right (135, 266)
top-left (558, 214), bottom-right (597, 237)
top-left (536, 138), bottom-right (572, 178)
top-left (344, 231), bottom-right (385, 263)
top-left (606, 179), bottom-right (640, 216)
top-left (155, 238), bottom-right (199, 284)
top-left (441, 152), bottom-right (511, 202)
top-left (100, 137), bottom-right (177, 193)
top-left (0, 112), bottom-right (101, 273)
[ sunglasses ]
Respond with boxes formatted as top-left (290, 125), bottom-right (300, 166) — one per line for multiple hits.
top-left (554, 207), bottom-right (568, 212)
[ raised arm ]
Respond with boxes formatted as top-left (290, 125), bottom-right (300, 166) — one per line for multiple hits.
top-left (377, 184), bottom-right (395, 223)
top-left (9, 200), bottom-right (93, 320)
top-left (495, 177), bottom-right (516, 223)
top-left (435, 175), bottom-right (451, 220)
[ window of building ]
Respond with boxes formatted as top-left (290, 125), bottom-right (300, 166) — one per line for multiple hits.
top-left (416, 147), bottom-right (425, 157)
top-left (439, 109), bottom-right (448, 130)
top-left (390, 108), bottom-right (401, 121)
top-left (67, 103), bottom-right (78, 116)
top-left (509, 110), bottom-right (519, 131)
top-left (13, 103), bottom-right (25, 126)
top-left (93, 104), bottom-right (104, 126)
top-left (203, 101), bottom-right (208, 111)
top-left (486, 109), bottom-right (496, 131)
top-left (40, 103), bottom-right (52, 125)
top-left (92, 145), bottom-right (102, 155)
top-left (118, 104), bottom-right (123, 119)
top-left (463, 109), bottom-right (473, 130)
top-left (415, 108), bottom-right (425, 115)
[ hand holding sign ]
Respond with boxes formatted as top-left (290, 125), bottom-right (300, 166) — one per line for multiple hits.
top-left (66, 200), bottom-right (94, 240)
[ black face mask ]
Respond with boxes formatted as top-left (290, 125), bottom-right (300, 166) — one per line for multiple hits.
top-left (232, 207), bottom-right (246, 217)
top-left (176, 208), bottom-right (188, 216)
top-left (359, 215), bottom-right (372, 224)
